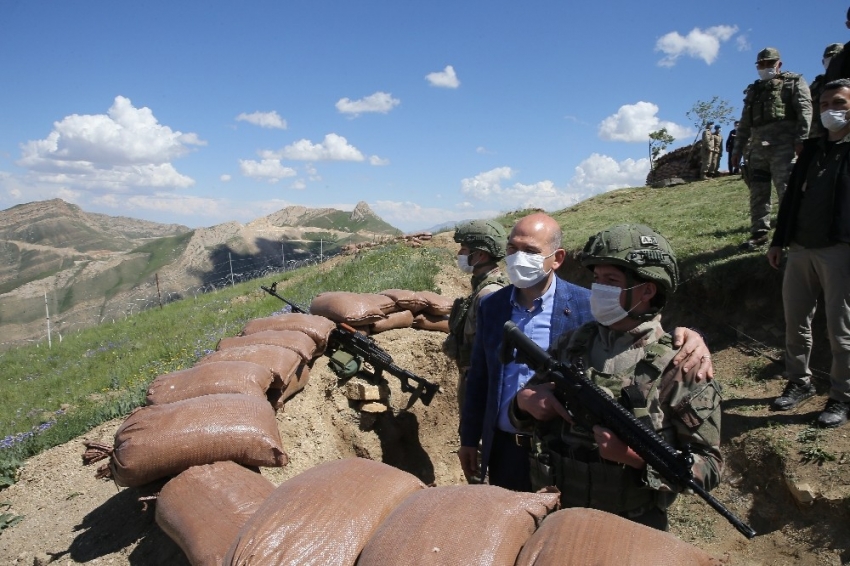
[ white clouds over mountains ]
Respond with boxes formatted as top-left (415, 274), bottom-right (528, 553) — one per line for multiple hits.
top-left (598, 102), bottom-right (691, 143)
top-left (655, 25), bottom-right (739, 67)
top-left (17, 96), bottom-right (203, 191)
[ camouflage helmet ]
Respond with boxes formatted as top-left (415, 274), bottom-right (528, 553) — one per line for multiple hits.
top-left (581, 224), bottom-right (679, 295)
top-left (453, 219), bottom-right (507, 259)
top-left (824, 43), bottom-right (844, 59)
top-left (757, 47), bottom-right (781, 62)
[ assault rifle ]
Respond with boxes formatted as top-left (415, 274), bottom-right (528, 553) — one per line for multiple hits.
top-left (500, 320), bottom-right (756, 539)
top-left (260, 283), bottom-right (440, 408)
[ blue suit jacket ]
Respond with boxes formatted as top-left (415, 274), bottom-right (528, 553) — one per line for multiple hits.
top-left (459, 276), bottom-right (593, 481)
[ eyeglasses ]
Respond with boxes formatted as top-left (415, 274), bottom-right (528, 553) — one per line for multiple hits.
top-left (756, 60), bottom-right (778, 69)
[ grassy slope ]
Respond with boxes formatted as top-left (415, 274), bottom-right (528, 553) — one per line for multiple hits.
top-left (0, 244), bottom-right (449, 484)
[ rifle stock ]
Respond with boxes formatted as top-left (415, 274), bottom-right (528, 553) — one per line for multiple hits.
top-left (260, 284), bottom-right (440, 407)
top-left (501, 320), bottom-right (756, 539)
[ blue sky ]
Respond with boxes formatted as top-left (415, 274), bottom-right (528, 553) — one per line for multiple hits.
top-left (0, 1), bottom-right (842, 231)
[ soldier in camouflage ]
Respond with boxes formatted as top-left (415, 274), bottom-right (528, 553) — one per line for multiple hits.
top-left (699, 121), bottom-right (715, 180)
top-left (712, 125), bottom-right (723, 176)
top-left (443, 220), bottom-right (509, 412)
top-left (732, 47), bottom-right (813, 251)
top-left (509, 224), bottom-right (723, 531)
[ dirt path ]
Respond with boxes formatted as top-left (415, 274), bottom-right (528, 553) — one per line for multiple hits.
top-left (1, 235), bottom-right (849, 565)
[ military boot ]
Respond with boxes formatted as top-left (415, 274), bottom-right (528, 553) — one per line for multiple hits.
top-left (772, 382), bottom-right (816, 410)
top-left (817, 399), bottom-right (850, 428)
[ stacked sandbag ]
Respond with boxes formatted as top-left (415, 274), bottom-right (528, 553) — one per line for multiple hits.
top-left (224, 458), bottom-right (426, 565)
top-left (267, 362), bottom-right (311, 410)
top-left (217, 329), bottom-right (318, 363)
top-left (196, 344), bottom-right (302, 390)
top-left (156, 461), bottom-right (276, 566)
top-left (309, 291), bottom-right (397, 325)
top-left (108, 394), bottom-right (287, 487)
top-left (241, 312), bottom-right (337, 354)
top-left (371, 309), bottom-right (415, 333)
top-left (357, 485), bottom-right (560, 565)
top-left (379, 289), bottom-right (451, 333)
top-left (146, 361), bottom-right (275, 405)
top-left (514, 508), bottom-right (723, 566)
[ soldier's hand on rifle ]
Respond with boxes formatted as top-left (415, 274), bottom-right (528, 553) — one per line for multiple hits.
top-left (457, 446), bottom-right (479, 481)
top-left (671, 327), bottom-right (714, 382)
top-left (516, 383), bottom-right (573, 422)
top-left (593, 426), bottom-right (646, 469)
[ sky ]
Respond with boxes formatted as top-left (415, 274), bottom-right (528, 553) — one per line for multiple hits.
top-left (0, 1), bottom-right (844, 232)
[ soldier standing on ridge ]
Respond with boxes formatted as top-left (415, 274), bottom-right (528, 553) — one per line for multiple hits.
top-left (443, 220), bottom-right (509, 415)
top-left (824, 7), bottom-right (850, 82)
top-left (726, 121), bottom-right (740, 174)
top-left (712, 125), bottom-right (723, 176)
top-left (732, 47), bottom-right (812, 251)
top-left (700, 121), bottom-right (715, 180)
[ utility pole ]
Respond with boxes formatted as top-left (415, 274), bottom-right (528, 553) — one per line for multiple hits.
top-left (44, 292), bottom-right (52, 349)
top-left (229, 253), bottom-right (235, 286)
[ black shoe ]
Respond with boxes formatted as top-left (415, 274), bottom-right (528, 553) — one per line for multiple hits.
top-left (739, 233), bottom-right (769, 251)
top-left (817, 399), bottom-right (850, 428)
top-left (772, 382), bottom-right (816, 410)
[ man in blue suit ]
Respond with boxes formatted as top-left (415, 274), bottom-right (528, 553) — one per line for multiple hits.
top-left (458, 212), bottom-right (714, 489)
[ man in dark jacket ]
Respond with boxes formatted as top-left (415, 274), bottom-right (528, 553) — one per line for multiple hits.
top-left (768, 79), bottom-right (850, 428)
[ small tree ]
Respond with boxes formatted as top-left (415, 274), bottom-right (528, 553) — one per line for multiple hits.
top-left (686, 96), bottom-right (736, 135)
top-left (648, 128), bottom-right (675, 170)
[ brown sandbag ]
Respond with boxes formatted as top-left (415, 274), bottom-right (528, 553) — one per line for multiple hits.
top-left (224, 458), bottom-right (426, 566)
top-left (156, 461), bottom-right (275, 566)
top-left (309, 292), bottom-right (391, 324)
top-left (371, 309), bottom-right (415, 334)
top-left (240, 313), bottom-right (336, 352)
top-left (268, 363), bottom-right (311, 411)
top-left (146, 361), bottom-right (274, 405)
top-left (379, 288), bottom-right (418, 306)
top-left (196, 344), bottom-right (301, 389)
top-left (110, 394), bottom-right (287, 487)
top-left (391, 291), bottom-right (428, 314)
top-left (416, 290), bottom-right (453, 316)
top-left (357, 485), bottom-right (560, 566)
top-left (514, 508), bottom-right (723, 566)
top-left (217, 330), bottom-right (317, 362)
top-left (411, 312), bottom-right (450, 333)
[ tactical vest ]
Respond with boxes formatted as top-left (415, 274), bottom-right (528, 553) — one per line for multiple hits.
top-left (444, 271), bottom-right (508, 367)
top-left (745, 72), bottom-right (801, 128)
top-left (528, 323), bottom-right (678, 515)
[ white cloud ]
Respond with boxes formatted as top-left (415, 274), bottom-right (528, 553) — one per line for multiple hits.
top-left (236, 111), bottom-right (287, 129)
top-left (267, 133), bottom-right (365, 162)
top-left (566, 153), bottom-right (651, 194)
top-left (426, 65), bottom-right (460, 88)
top-left (290, 179), bottom-right (306, 190)
top-left (476, 146), bottom-right (493, 155)
top-left (736, 34), bottom-right (751, 52)
top-left (239, 159), bottom-right (297, 183)
top-left (655, 25), bottom-right (739, 67)
top-left (459, 167), bottom-right (579, 210)
top-left (369, 155), bottom-right (389, 166)
top-left (335, 92), bottom-right (400, 116)
top-left (16, 95), bottom-right (201, 191)
top-left (598, 102), bottom-right (691, 142)
top-left (220, 174), bottom-right (231, 182)
top-left (371, 200), bottom-right (494, 231)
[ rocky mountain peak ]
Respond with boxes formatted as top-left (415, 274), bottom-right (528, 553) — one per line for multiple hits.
top-left (350, 201), bottom-right (376, 222)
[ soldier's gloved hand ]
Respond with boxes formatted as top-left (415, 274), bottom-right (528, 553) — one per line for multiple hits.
top-left (671, 327), bottom-right (714, 381)
top-left (516, 383), bottom-right (573, 422)
top-left (593, 426), bottom-right (645, 469)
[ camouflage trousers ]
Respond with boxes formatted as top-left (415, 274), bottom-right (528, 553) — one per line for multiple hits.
top-left (782, 243), bottom-right (850, 402)
top-left (744, 141), bottom-right (796, 236)
top-left (700, 150), bottom-right (712, 177)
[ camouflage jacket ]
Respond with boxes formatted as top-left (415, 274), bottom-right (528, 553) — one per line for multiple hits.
top-left (510, 316), bottom-right (723, 500)
top-left (442, 267), bottom-right (508, 368)
top-left (733, 72), bottom-right (812, 154)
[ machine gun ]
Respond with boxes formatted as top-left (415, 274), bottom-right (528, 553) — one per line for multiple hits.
top-left (500, 320), bottom-right (756, 539)
top-left (260, 283), bottom-right (440, 408)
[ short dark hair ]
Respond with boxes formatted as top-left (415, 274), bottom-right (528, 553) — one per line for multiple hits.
top-left (823, 78), bottom-right (850, 94)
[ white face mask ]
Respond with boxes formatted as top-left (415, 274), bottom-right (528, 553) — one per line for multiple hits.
top-left (824, 57), bottom-right (833, 72)
top-left (456, 253), bottom-right (475, 274)
top-left (589, 282), bottom-right (643, 326)
top-left (758, 66), bottom-right (777, 81)
top-left (821, 109), bottom-right (850, 132)
top-left (505, 250), bottom-right (554, 289)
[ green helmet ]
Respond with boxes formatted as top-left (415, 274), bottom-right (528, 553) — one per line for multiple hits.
top-left (581, 224), bottom-right (679, 295)
top-left (453, 219), bottom-right (507, 259)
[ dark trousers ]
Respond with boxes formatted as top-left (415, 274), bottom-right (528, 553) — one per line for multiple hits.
top-left (488, 429), bottom-right (532, 491)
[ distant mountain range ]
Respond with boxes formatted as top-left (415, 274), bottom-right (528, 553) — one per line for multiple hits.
top-left (0, 199), bottom-right (402, 348)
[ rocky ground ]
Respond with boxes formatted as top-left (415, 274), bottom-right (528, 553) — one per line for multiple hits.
top-left (0, 234), bottom-right (848, 565)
